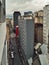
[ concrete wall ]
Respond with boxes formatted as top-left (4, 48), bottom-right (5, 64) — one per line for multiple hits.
top-left (0, 22), bottom-right (6, 65)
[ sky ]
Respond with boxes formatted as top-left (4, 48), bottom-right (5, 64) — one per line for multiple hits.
top-left (6, 0), bottom-right (49, 15)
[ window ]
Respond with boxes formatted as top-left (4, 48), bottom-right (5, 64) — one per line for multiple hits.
top-left (0, 0), bottom-right (5, 23)
top-left (0, 1), bottom-right (1, 23)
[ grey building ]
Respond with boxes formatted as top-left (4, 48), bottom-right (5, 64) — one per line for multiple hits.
top-left (13, 11), bottom-right (21, 28)
top-left (18, 17), bottom-right (34, 60)
top-left (24, 11), bottom-right (33, 16)
top-left (43, 5), bottom-right (49, 53)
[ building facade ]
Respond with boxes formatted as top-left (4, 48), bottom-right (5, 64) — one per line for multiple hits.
top-left (0, 0), bottom-right (6, 65)
top-left (13, 11), bottom-right (21, 28)
top-left (18, 17), bottom-right (34, 60)
top-left (34, 10), bottom-right (43, 24)
top-left (43, 5), bottom-right (49, 53)
top-left (34, 23), bottom-right (43, 44)
top-left (34, 10), bottom-right (43, 44)
top-left (43, 5), bottom-right (49, 44)
top-left (24, 11), bottom-right (33, 16)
